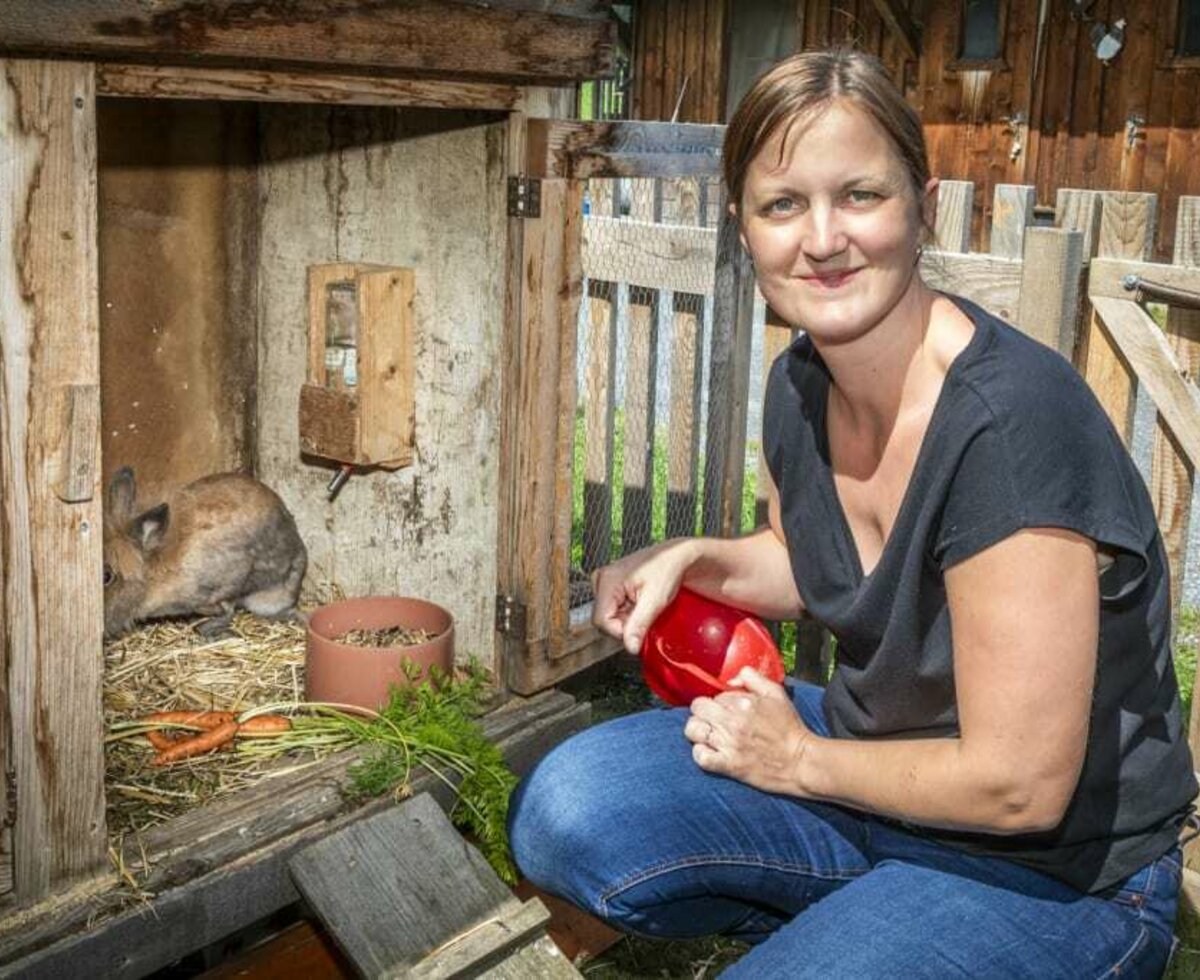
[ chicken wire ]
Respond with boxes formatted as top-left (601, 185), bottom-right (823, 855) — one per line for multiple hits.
top-left (570, 177), bottom-right (772, 613)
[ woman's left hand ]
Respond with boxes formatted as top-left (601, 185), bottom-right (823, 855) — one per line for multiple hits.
top-left (683, 668), bottom-right (816, 796)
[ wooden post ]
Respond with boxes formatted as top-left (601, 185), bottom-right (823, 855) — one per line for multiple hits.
top-left (665, 293), bottom-right (704, 539)
top-left (1016, 227), bottom-right (1084, 357)
top-left (621, 286), bottom-right (660, 555)
top-left (934, 179), bottom-right (974, 253)
top-left (581, 279), bottom-right (617, 573)
top-left (1055, 188), bottom-right (1104, 262)
top-left (1152, 198), bottom-right (1200, 633)
top-left (754, 310), bottom-right (796, 529)
top-left (989, 184), bottom-right (1036, 259)
top-left (1083, 192), bottom-right (1158, 444)
top-left (703, 206), bottom-right (756, 537)
top-left (0, 59), bottom-right (107, 902)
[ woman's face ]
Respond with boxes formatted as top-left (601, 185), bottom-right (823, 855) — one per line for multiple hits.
top-left (738, 100), bottom-right (936, 348)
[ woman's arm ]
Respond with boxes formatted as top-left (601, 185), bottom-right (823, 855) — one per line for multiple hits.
top-left (593, 472), bottom-right (804, 654)
top-left (693, 526), bottom-right (1098, 835)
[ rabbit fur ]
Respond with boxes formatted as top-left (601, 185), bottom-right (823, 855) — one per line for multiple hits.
top-left (103, 468), bottom-right (307, 639)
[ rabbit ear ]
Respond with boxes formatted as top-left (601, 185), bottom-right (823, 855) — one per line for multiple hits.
top-left (106, 467), bottom-right (137, 523)
top-left (132, 503), bottom-right (170, 552)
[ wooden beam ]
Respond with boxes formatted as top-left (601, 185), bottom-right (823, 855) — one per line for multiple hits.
top-left (0, 59), bottom-right (107, 904)
top-left (1090, 297), bottom-right (1200, 471)
top-left (866, 0), bottom-right (921, 59)
top-left (582, 216), bottom-right (717, 295)
top-left (0, 1), bottom-right (616, 85)
top-left (934, 179), bottom-right (974, 253)
top-left (990, 184), bottom-right (1036, 259)
top-left (0, 691), bottom-right (589, 975)
top-left (1087, 258), bottom-right (1200, 302)
top-left (526, 120), bottom-right (725, 179)
top-left (1016, 227), bottom-right (1084, 357)
top-left (96, 63), bottom-right (521, 109)
top-left (919, 250), bottom-right (1024, 323)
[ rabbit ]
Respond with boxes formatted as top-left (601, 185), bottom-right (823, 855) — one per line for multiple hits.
top-left (103, 467), bottom-right (308, 639)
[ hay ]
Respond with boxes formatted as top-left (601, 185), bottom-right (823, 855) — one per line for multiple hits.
top-left (103, 611), bottom-right (317, 838)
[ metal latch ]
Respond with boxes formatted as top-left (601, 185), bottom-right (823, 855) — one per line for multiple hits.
top-left (507, 177), bottom-right (541, 219)
top-left (495, 594), bottom-right (528, 641)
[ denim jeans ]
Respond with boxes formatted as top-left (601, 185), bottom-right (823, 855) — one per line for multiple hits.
top-left (508, 681), bottom-right (1181, 978)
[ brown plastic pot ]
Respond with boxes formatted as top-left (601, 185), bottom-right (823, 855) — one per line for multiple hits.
top-left (306, 596), bottom-right (455, 711)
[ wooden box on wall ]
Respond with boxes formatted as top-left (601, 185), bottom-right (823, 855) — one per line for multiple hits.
top-left (299, 263), bottom-right (415, 468)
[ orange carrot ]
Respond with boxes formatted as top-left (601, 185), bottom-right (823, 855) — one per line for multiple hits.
top-left (145, 730), bottom-right (180, 751)
top-left (236, 715), bottom-right (292, 736)
top-left (151, 720), bottom-right (239, 766)
top-left (142, 710), bottom-right (235, 729)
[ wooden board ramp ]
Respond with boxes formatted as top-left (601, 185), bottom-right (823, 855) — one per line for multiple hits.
top-left (290, 794), bottom-right (581, 979)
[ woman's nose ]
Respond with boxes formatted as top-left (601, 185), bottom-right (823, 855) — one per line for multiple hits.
top-left (802, 206), bottom-right (848, 261)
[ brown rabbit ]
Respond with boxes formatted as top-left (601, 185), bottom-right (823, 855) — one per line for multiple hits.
top-left (103, 468), bottom-right (308, 639)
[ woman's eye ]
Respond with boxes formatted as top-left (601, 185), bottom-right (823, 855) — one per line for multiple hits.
top-left (768, 197), bottom-right (796, 214)
top-left (846, 189), bottom-right (881, 205)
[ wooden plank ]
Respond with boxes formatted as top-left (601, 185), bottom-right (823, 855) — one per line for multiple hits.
top-left (703, 209), bottom-right (755, 536)
top-left (0, 692), bottom-right (590, 975)
top-left (357, 268), bottom-right (416, 466)
top-left (1082, 193), bottom-right (1159, 445)
top-left (866, 0), bottom-right (921, 59)
top-left (1090, 297), bottom-right (1200, 470)
top-left (665, 293), bottom-right (704, 539)
top-left (934, 179), bottom-right (974, 253)
top-left (919, 251), bottom-right (1024, 323)
top-left (1016, 227), bottom-right (1084, 356)
top-left (581, 280), bottom-right (617, 573)
top-left (405, 899), bottom-right (564, 979)
top-left (582, 216), bottom-right (716, 294)
top-left (755, 313), bottom-right (795, 528)
top-left (1086, 258), bottom-right (1200, 301)
top-left (96, 63), bottom-right (521, 109)
top-left (622, 287), bottom-right (660, 555)
top-left (0, 2), bottom-right (616, 85)
top-left (291, 795), bottom-right (514, 977)
top-left (1055, 189), bottom-right (1104, 261)
top-left (989, 184), bottom-right (1036, 258)
top-left (526, 120), bottom-right (724, 180)
top-left (0, 59), bottom-right (106, 904)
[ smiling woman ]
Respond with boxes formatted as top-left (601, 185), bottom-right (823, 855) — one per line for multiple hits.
top-left (508, 49), bottom-right (1197, 979)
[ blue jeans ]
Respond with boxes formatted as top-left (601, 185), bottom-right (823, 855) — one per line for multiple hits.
top-left (508, 681), bottom-right (1181, 978)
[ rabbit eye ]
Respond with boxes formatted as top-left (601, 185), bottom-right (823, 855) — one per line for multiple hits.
top-left (103, 563), bottom-right (115, 587)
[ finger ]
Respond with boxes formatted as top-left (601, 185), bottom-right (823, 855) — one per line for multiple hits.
top-left (692, 741), bottom-right (727, 772)
top-left (727, 667), bottom-right (784, 698)
top-left (682, 715), bottom-right (711, 746)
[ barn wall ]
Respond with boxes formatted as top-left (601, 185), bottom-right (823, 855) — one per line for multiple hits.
top-left (630, 0), bottom-right (1200, 258)
top-left (255, 107), bottom-right (508, 668)
top-left (97, 99), bottom-right (258, 506)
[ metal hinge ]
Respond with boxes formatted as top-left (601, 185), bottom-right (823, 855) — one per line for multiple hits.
top-left (495, 594), bottom-right (527, 641)
top-left (507, 176), bottom-right (541, 218)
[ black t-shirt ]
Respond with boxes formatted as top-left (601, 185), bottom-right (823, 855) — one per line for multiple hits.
top-left (762, 294), bottom-right (1197, 893)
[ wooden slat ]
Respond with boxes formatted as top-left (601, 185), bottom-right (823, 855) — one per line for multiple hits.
top-left (357, 268), bottom-right (415, 467)
top-left (526, 120), bottom-right (724, 179)
top-left (0, 691), bottom-right (589, 975)
top-left (1083, 193), bottom-right (1159, 444)
top-left (755, 312), bottom-right (795, 528)
top-left (703, 209), bottom-right (755, 537)
top-left (665, 293), bottom-right (704, 539)
top-left (0, 2), bottom-right (616, 85)
top-left (1090, 297), bottom-right (1200, 470)
top-left (96, 63), bottom-right (521, 109)
top-left (1055, 188), bottom-right (1104, 260)
top-left (989, 184), bottom-right (1036, 259)
top-left (0, 58), bottom-right (106, 904)
top-left (582, 216), bottom-right (716, 294)
top-left (581, 280), bottom-right (617, 573)
top-left (622, 287), bottom-right (660, 555)
top-left (934, 179), bottom-right (974, 253)
top-left (405, 899), bottom-right (564, 979)
top-left (919, 251), bottom-right (1025, 323)
top-left (1016, 227), bottom-right (1085, 356)
top-left (1087, 258), bottom-right (1200, 301)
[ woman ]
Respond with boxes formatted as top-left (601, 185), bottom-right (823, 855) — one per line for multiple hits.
top-left (508, 49), bottom-right (1196, 978)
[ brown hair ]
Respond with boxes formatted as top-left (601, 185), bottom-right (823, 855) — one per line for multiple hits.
top-left (723, 49), bottom-right (930, 214)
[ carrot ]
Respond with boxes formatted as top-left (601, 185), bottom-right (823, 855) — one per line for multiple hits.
top-left (145, 730), bottom-right (180, 751)
top-left (142, 710), bottom-right (235, 729)
top-left (151, 720), bottom-right (239, 766)
top-left (236, 714), bottom-right (292, 737)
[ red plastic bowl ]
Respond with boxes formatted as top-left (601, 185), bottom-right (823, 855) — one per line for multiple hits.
top-left (640, 588), bottom-right (786, 706)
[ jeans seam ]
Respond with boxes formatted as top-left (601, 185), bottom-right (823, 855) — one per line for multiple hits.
top-left (597, 854), bottom-right (867, 917)
top-left (1095, 923), bottom-right (1150, 979)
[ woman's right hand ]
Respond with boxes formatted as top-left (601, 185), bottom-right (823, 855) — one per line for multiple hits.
top-left (591, 538), bottom-right (698, 655)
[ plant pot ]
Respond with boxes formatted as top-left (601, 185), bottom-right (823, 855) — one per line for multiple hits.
top-left (306, 596), bottom-right (455, 711)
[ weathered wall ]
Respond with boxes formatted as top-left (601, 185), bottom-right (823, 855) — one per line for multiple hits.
top-left (97, 98), bottom-right (258, 506)
top-left (256, 106), bottom-right (508, 667)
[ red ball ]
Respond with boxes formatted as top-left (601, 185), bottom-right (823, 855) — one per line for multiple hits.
top-left (640, 587), bottom-right (786, 706)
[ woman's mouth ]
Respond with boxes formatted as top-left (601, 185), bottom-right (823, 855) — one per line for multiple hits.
top-left (801, 269), bottom-right (860, 289)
